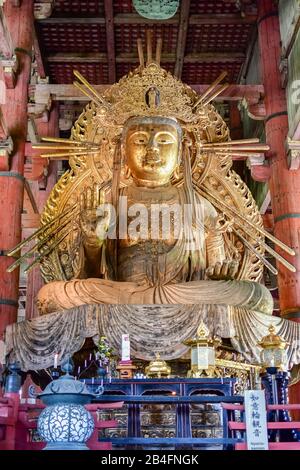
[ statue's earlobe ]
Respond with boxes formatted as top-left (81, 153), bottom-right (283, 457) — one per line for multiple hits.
top-left (124, 164), bottom-right (132, 179)
top-left (173, 164), bottom-right (180, 180)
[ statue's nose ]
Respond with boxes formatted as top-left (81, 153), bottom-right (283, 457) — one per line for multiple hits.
top-left (147, 136), bottom-right (159, 154)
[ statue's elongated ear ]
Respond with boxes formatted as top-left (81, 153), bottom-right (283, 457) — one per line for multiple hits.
top-left (173, 164), bottom-right (180, 181)
top-left (124, 164), bottom-right (132, 179)
top-left (120, 140), bottom-right (126, 163)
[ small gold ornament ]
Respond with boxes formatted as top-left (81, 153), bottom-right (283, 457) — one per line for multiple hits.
top-left (145, 353), bottom-right (171, 378)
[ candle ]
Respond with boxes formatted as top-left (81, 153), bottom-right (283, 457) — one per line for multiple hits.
top-left (92, 377), bottom-right (94, 385)
top-left (89, 353), bottom-right (92, 361)
top-left (54, 353), bottom-right (58, 369)
top-left (84, 360), bottom-right (87, 368)
top-left (121, 334), bottom-right (130, 361)
top-left (78, 366), bottom-right (81, 375)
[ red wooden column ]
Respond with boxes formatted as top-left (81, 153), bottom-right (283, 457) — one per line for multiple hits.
top-left (0, 1), bottom-right (33, 338)
top-left (25, 105), bottom-right (59, 319)
top-left (258, 0), bottom-right (300, 405)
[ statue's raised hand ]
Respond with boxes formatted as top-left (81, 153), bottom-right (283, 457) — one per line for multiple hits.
top-left (79, 185), bottom-right (107, 246)
top-left (205, 258), bottom-right (239, 281)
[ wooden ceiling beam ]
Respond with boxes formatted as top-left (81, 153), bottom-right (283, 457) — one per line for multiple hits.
top-left (36, 14), bottom-right (178, 25)
top-left (46, 51), bottom-right (245, 64)
top-left (189, 13), bottom-right (257, 25)
top-left (36, 13), bottom-right (256, 26)
top-left (46, 53), bottom-right (108, 63)
top-left (174, 0), bottom-right (190, 79)
top-left (32, 83), bottom-right (264, 104)
top-left (104, 0), bottom-right (116, 84)
top-left (113, 13), bottom-right (179, 24)
top-left (184, 52), bottom-right (245, 63)
top-left (36, 17), bottom-right (106, 24)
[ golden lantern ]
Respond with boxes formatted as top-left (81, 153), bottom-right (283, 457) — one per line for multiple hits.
top-left (258, 325), bottom-right (288, 373)
top-left (183, 322), bottom-right (221, 377)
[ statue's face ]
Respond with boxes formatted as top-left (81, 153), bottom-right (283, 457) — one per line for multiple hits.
top-left (124, 121), bottom-right (180, 185)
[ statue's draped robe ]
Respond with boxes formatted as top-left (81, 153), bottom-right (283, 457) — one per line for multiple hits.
top-left (6, 304), bottom-right (300, 372)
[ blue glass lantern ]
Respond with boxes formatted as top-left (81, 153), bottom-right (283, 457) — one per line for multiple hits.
top-left (37, 359), bottom-right (96, 450)
top-left (38, 404), bottom-right (94, 450)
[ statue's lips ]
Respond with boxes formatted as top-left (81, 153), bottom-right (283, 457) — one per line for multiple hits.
top-left (143, 154), bottom-right (163, 167)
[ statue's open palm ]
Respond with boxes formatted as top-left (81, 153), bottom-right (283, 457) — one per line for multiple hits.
top-left (79, 185), bottom-right (108, 245)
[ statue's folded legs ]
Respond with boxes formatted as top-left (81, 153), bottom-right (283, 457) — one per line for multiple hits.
top-left (37, 278), bottom-right (273, 316)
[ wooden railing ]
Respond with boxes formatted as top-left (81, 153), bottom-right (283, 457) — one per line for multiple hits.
top-left (0, 392), bottom-right (123, 450)
top-left (96, 394), bottom-right (244, 449)
top-left (222, 402), bottom-right (300, 450)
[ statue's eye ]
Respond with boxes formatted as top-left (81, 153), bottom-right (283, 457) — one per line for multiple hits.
top-left (157, 137), bottom-right (174, 144)
top-left (156, 133), bottom-right (176, 145)
top-left (134, 137), bottom-right (148, 144)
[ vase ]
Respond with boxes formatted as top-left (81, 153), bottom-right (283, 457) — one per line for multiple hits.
top-left (97, 366), bottom-right (107, 379)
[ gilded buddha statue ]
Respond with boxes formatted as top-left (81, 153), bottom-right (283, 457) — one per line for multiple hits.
top-left (6, 41), bottom-right (300, 368)
top-left (35, 109), bottom-right (273, 315)
top-left (38, 109), bottom-right (272, 313)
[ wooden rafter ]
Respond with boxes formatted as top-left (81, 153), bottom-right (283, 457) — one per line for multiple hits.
top-left (104, 0), bottom-right (116, 84)
top-left (237, 26), bottom-right (258, 83)
top-left (36, 17), bottom-right (106, 24)
top-left (36, 13), bottom-right (257, 26)
top-left (174, 0), bottom-right (190, 79)
top-left (46, 53), bottom-right (108, 63)
top-left (24, 180), bottom-right (39, 214)
top-left (46, 52), bottom-right (245, 64)
top-left (189, 14), bottom-right (257, 25)
top-left (33, 22), bottom-right (46, 78)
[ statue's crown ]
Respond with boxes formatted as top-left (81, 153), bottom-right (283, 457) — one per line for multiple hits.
top-left (73, 33), bottom-right (229, 130)
top-left (104, 62), bottom-right (198, 125)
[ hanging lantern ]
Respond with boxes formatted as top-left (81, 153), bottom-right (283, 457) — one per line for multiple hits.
top-left (133, 0), bottom-right (179, 20)
top-left (258, 325), bottom-right (288, 374)
top-left (183, 322), bottom-right (220, 377)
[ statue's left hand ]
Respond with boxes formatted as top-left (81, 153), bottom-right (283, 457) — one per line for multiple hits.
top-left (205, 259), bottom-right (239, 281)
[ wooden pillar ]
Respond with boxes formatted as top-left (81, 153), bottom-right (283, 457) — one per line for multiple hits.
top-left (25, 106), bottom-right (59, 319)
top-left (258, 0), bottom-right (300, 406)
top-left (0, 1), bottom-right (33, 338)
top-left (229, 103), bottom-right (245, 176)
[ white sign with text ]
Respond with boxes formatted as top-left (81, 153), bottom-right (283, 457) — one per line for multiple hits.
top-left (244, 390), bottom-right (268, 450)
top-left (121, 334), bottom-right (131, 361)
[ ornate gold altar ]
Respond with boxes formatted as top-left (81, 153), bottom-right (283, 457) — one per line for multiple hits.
top-left (5, 40), bottom-right (300, 374)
